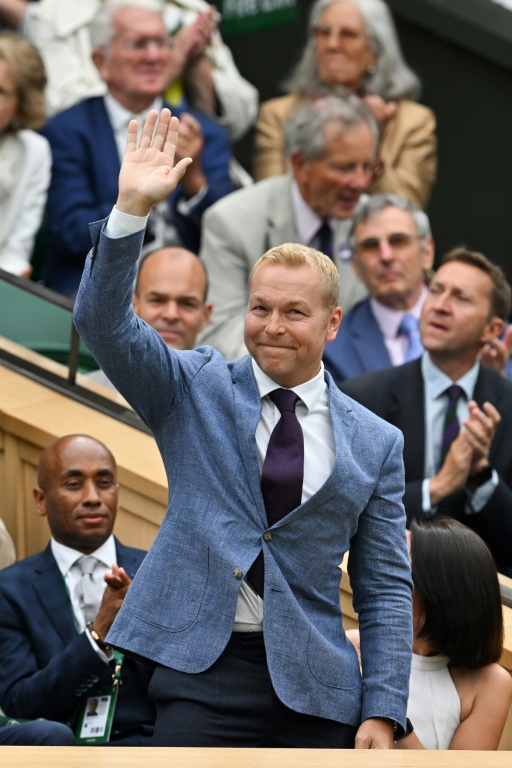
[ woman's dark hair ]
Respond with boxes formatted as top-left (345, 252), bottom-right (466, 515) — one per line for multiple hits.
top-left (410, 517), bottom-right (503, 667)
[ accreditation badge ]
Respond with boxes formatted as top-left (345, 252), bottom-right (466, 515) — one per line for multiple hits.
top-left (75, 686), bottom-right (119, 745)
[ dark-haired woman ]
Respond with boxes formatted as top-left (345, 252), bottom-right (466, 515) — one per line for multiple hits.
top-left (349, 517), bottom-right (512, 749)
top-left (400, 517), bottom-right (512, 749)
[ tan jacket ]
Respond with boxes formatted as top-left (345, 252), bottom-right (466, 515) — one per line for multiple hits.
top-left (253, 94), bottom-right (437, 209)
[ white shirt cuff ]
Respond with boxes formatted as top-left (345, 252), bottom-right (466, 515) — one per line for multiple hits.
top-left (465, 470), bottom-right (499, 514)
top-left (422, 479), bottom-right (436, 515)
top-left (105, 206), bottom-right (148, 239)
top-left (85, 627), bottom-right (114, 664)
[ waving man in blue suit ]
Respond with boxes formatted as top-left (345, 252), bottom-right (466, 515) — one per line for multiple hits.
top-left (74, 108), bottom-right (413, 749)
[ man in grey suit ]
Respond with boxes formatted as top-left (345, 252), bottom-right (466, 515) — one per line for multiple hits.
top-left (199, 94), bottom-right (378, 360)
top-left (74, 108), bottom-right (412, 749)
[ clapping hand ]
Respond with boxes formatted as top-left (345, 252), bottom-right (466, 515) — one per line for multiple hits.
top-left (116, 108), bottom-right (192, 218)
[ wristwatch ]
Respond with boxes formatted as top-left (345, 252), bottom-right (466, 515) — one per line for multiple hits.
top-left (87, 622), bottom-right (110, 652)
top-left (394, 718), bottom-right (414, 742)
top-left (467, 463), bottom-right (493, 490)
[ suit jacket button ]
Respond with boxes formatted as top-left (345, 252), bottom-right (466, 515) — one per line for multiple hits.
top-left (263, 531), bottom-right (273, 542)
top-left (233, 568), bottom-right (243, 580)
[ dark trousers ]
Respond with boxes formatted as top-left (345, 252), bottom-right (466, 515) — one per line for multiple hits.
top-left (0, 720), bottom-right (76, 746)
top-left (149, 632), bottom-right (357, 748)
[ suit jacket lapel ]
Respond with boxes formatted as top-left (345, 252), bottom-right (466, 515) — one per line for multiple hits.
top-left (91, 98), bottom-right (121, 201)
top-left (265, 177), bottom-right (298, 250)
top-left (230, 357), bottom-right (268, 526)
top-left (114, 538), bottom-right (143, 579)
top-left (33, 544), bottom-right (78, 645)
top-left (350, 301), bottom-right (392, 373)
top-left (474, 367), bottom-right (506, 464)
top-left (391, 361), bottom-right (426, 482)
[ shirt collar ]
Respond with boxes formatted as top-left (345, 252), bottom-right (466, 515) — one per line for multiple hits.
top-left (370, 286), bottom-right (428, 341)
top-left (251, 358), bottom-right (326, 414)
top-left (422, 352), bottom-right (480, 401)
top-left (104, 93), bottom-right (163, 134)
top-left (51, 535), bottom-right (117, 577)
top-left (291, 179), bottom-right (325, 246)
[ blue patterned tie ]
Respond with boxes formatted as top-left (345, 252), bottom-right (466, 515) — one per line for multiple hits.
top-left (399, 314), bottom-right (423, 362)
top-left (248, 389), bottom-right (304, 597)
top-left (440, 385), bottom-right (464, 466)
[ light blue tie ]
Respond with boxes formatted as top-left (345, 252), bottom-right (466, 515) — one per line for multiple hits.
top-left (399, 314), bottom-right (423, 362)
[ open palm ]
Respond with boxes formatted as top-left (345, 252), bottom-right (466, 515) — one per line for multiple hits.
top-left (117, 109), bottom-right (192, 217)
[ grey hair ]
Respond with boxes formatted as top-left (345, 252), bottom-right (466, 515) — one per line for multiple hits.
top-left (285, 91), bottom-right (380, 159)
top-left (284, 0), bottom-right (421, 101)
top-left (90, 0), bottom-right (164, 50)
top-left (348, 193), bottom-right (432, 253)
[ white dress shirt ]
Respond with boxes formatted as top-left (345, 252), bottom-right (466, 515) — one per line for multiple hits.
top-left (51, 535), bottom-right (117, 661)
top-left (291, 180), bottom-right (353, 262)
top-left (421, 354), bottom-right (498, 514)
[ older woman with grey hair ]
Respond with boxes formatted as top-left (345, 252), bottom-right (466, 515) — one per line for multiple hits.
top-left (254, 0), bottom-right (436, 209)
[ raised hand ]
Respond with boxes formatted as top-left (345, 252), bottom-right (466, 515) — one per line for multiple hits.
top-left (116, 108), bottom-right (192, 218)
top-left (479, 325), bottom-right (512, 377)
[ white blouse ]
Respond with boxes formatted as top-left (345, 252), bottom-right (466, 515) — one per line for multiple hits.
top-left (407, 652), bottom-right (461, 749)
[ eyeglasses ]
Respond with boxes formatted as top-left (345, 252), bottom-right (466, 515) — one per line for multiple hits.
top-left (324, 161), bottom-right (377, 182)
top-left (313, 25), bottom-right (366, 44)
top-left (120, 37), bottom-right (173, 52)
top-left (355, 233), bottom-right (422, 256)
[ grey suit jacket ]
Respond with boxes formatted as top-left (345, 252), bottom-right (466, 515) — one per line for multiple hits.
top-left (199, 174), bottom-right (368, 360)
top-left (73, 218), bottom-right (412, 731)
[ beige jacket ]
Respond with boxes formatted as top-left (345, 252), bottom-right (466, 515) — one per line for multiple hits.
top-left (253, 94), bottom-right (437, 209)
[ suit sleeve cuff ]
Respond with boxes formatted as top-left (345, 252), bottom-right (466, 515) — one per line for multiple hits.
top-left (85, 627), bottom-right (114, 664)
top-left (421, 479), bottom-right (437, 517)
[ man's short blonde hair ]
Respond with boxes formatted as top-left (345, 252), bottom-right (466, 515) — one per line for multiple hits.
top-left (249, 243), bottom-right (340, 313)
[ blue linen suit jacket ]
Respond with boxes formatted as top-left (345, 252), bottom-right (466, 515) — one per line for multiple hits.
top-left (0, 538), bottom-right (155, 742)
top-left (323, 299), bottom-right (392, 386)
top-left (73, 220), bottom-right (413, 731)
top-left (41, 97), bottom-right (235, 295)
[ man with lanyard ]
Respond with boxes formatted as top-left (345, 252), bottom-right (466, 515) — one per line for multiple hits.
top-left (0, 434), bottom-right (155, 745)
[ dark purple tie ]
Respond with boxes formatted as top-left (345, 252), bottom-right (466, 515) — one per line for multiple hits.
top-left (316, 222), bottom-right (333, 261)
top-left (439, 385), bottom-right (464, 467)
top-left (248, 389), bottom-right (304, 597)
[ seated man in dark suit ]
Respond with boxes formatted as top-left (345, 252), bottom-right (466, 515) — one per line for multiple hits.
top-left (341, 248), bottom-right (512, 576)
top-left (0, 435), bottom-right (155, 745)
top-left (0, 715), bottom-right (76, 746)
top-left (41, 0), bottom-right (235, 295)
top-left (323, 194), bottom-right (434, 384)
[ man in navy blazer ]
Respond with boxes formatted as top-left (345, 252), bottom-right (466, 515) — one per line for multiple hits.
top-left (323, 194), bottom-right (434, 385)
top-left (74, 109), bottom-right (413, 749)
top-left (341, 250), bottom-right (512, 576)
top-left (0, 435), bottom-right (155, 745)
top-left (41, 0), bottom-right (235, 295)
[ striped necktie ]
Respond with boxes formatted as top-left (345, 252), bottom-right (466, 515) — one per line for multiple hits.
top-left (439, 385), bottom-right (464, 466)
